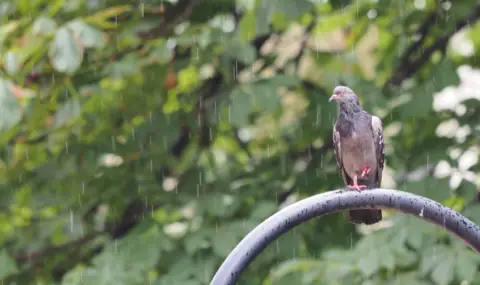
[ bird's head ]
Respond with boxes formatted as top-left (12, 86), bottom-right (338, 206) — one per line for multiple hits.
top-left (328, 86), bottom-right (359, 105)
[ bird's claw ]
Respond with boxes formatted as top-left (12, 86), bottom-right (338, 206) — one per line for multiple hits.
top-left (347, 175), bottom-right (369, 191)
top-left (347, 184), bottom-right (368, 191)
top-left (361, 167), bottom-right (372, 178)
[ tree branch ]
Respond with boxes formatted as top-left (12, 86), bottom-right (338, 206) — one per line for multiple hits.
top-left (396, 11), bottom-right (438, 72)
top-left (15, 201), bottom-right (161, 264)
top-left (294, 18), bottom-right (317, 71)
top-left (137, 0), bottom-right (201, 40)
top-left (383, 4), bottom-right (480, 92)
top-left (15, 233), bottom-right (98, 263)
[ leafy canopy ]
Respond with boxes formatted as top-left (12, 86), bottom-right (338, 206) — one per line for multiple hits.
top-left (0, 0), bottom-right (479, 285)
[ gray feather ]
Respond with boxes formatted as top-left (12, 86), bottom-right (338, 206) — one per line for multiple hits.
top-left (331, 87), bottom-right (384, 225)
top-left (334, 108), bottom-right (379, 186)
top-left (371, 115), bottom-right (384, 186)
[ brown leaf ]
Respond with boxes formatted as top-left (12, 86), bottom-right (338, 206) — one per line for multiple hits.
top-left (45, 115), bottom-right (56, 128)
top-left (164, 72), bottom-right (177, 89)
top-left (7, 83), bottom-right (35, 98)
top-left (7, 83), bottom-right (25, 98)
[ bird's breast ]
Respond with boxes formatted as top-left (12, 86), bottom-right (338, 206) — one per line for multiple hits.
top-left (341, 134), bottom-right (377, 178)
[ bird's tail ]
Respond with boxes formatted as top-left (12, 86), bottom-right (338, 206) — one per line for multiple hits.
top-left (348, 209), bottom-right (382, 225)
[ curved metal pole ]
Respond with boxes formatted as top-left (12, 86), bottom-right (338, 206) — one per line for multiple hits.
top-left (210, 188), bottom-right (480, 285)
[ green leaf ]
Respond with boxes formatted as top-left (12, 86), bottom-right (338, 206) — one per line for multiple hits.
top-left (136, 111), bottom-right (182, 151)
top-left (127, 230), bottom-right (164, 270)
top-left (393, 248), bottom-right (417, 267)
top-left (55, 98), bottom-right (82, 128)
top-left (148, 41), bottom-right (173, 63)
top-left (250, 201), bottom-right (277, 220)
top-left (203, 194), bottom-right (239, 217)
top-left (229, 87), bottom-right (253, 127)
top-left (102, 54), bottom-right (139, 78)
top-left (399, 59), bottom-right (460, 119)
top-left (387, 271), bottom-right (431, 285)
top-left (61, 267), bottom-right (87, 285)
top-left (455, 249), bottom-right (479, 282)
top-left (358, 252), bottom-right (379, 277)
top-left (239, 9), bottom-right (256, 42)
top-left (402, 177), bottom-right (451, 203)
top-left (67, 19), bottom-right (105, 48)
top-left (2, 2), bottom-right (480, 284)
top-left (273, 0), bottom-right (313, 20)
top-left (313, 8), bottom-right (354, 34)
top-left (257, 75), bottom-right (300, 87)
top-left (161, 257), bottom-right (195, 282)
top-left (4, 35), bottom-right (45, 75)
top-left (400, 216), bottom-right (437, 250)
top-left (0, 79), bottom-right (22, 131)
top-left (212, 228), bottom-right (238, 257)
top-left (77, 228), bottom-right (163, 285)
top-left (420, 245), bottom-right (450, 276)
top-left (382, 248), bottom-right (395, 271)
top-left (255, 0), bottom-right (275, 35)
top-left (227, 82), bottom-right (282, 127)
top-left (397, 87), bottom-right (433, 119)
top-left (49, 26), bottom-right (84, 74)
top-left (268, 259), bottom-right (320, 281)
top-left (254, 0), bottom-right (313, 35)
top-left (428, 59), bottom-right (460, 92)
top-left (173, 64), bottom-right (201, 94)
top-left (46, 0), bottom-right (65, 16)
top-left (431, 253), bottom-right (455, 285)
top-left (184, 231), bottom-right (210, 254)
top-left (324, 262), bottom-right (355, 281)
top-left (0, 21), bottom-right (19, 48)
top-left (224, 39), bottom-right (256, 64)
top-left (191, 257), bottom-right (216, 282)
top-left (463, 204), bottom-right (480, 226)
top-left (406, 228), bottom-right (424, 249)
top-left (3, 52), bottom-right (19, 75)
top-left (249, 83), bottom-right (280, 112)
top-left (0, 249), bottom-right (18, 279)
top-left (32, 17), bottom-right (57, 35)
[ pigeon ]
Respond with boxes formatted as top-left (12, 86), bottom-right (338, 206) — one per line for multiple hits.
top-left (329, 86), bottom-right (384, 225)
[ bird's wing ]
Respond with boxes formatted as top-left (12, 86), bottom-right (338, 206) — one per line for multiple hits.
top-left (333, 121), bottom-right (350, 185)
top-left (371, 116), bottom-right (384, 185)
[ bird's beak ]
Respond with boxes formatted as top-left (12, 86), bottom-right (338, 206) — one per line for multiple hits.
top-left (329, 94), bottom-right (338, 102)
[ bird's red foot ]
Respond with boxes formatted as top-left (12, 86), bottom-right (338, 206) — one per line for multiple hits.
top-left (347, 175), bottom-right (368, 191)
top-left (361, 167), bottom-right (372, 178)
top-left (347, 184), bottom-right (368, 191)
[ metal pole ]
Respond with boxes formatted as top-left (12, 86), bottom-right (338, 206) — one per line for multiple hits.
top-left (210, 188), bottom-right (480, 285)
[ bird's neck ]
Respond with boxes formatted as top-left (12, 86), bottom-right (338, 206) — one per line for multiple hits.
top-left (338, 102), bottom-right (363, 119)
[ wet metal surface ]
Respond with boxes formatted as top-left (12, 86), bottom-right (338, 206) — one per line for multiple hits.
top-left (210, 188), bottom-right (480, 285)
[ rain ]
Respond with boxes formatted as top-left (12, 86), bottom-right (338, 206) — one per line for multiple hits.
top-left (0, 0), bottom-right (479, 285)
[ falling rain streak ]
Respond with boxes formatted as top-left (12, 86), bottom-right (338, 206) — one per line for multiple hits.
top-left (69, 210), bottom-right (74, 233)
top-left (6, 1), bottom-right (480, 284)
top-left (111, 136), bottom-right (116, 151)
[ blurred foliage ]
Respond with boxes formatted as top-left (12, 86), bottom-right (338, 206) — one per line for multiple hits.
top-left (0, 0), bottom-right (479, 284)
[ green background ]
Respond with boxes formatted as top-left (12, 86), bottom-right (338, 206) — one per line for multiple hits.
top-left (0, 0), bottom-right (479, 284)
